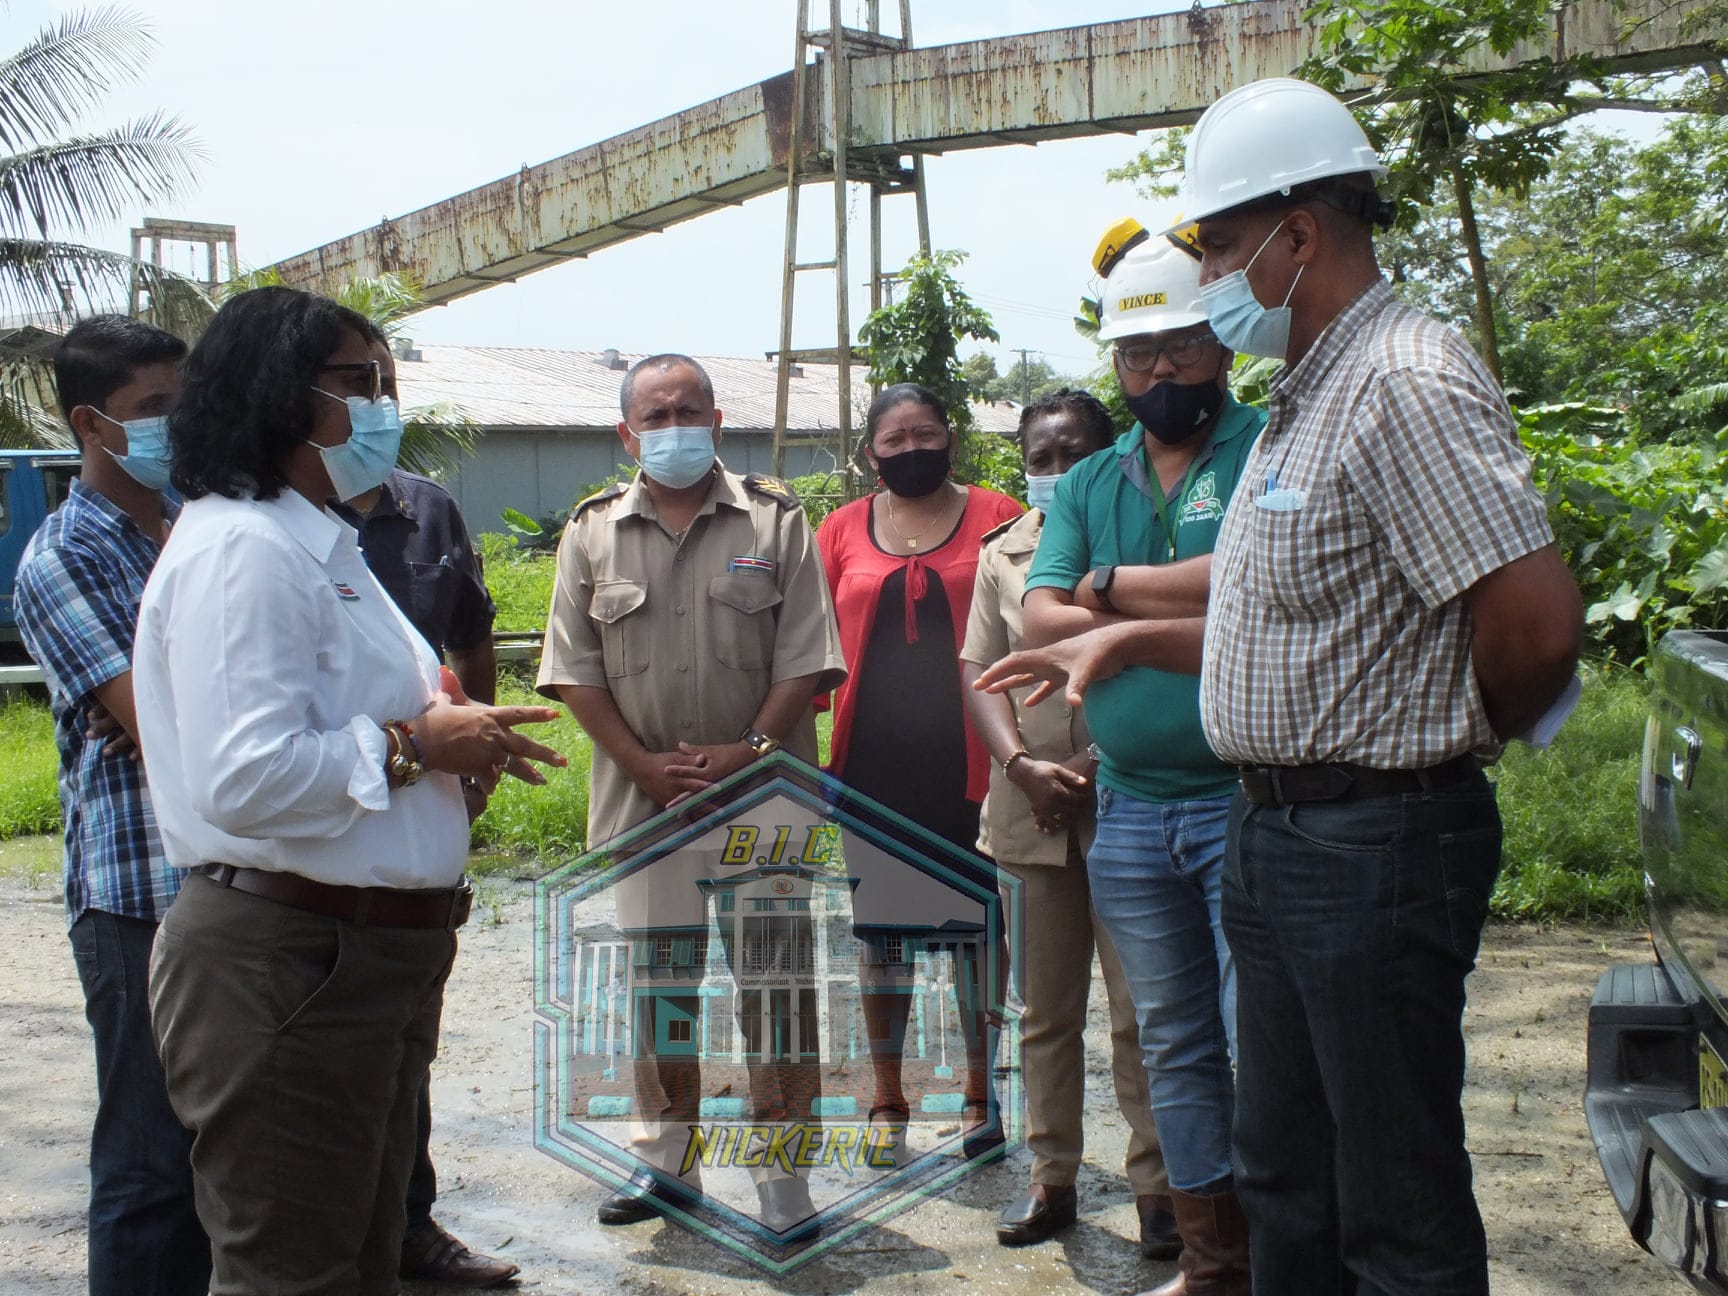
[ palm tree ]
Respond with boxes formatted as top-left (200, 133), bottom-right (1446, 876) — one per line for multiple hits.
top-left (0, 7), bottom-right (207, 445)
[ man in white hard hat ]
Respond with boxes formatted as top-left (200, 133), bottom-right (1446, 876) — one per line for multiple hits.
top-left (1180, 78), bottom-right (1583, 1295)
top-left (979, 218), bottom-right (1265, 1295)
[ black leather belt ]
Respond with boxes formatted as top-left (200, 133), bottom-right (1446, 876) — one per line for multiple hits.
top-left (1237, 755), bottom-right (1482, 805)
top-left (198, 864), bottom-right (472, 930)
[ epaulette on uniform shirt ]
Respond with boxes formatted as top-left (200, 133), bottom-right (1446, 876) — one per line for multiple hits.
top-left (571, 481), bottom-right (628, 518)
top-left (744, 473), bottom-right (801, 508)
top-left (979, 514), bottom-right (1023, 546)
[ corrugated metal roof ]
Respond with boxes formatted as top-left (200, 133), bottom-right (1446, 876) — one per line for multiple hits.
top-left (395, 344), bottom-right (1024, 436)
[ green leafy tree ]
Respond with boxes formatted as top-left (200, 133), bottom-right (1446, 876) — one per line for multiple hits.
top-left (0, 8), bottom-right (207, 446)
top-left (858, 249), bottom-right (1002, 482)
top-left (1296, 0), bottom-right (1616, 381)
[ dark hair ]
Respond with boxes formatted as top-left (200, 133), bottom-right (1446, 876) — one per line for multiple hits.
top-left (619, 353), bottom-right (713, 419)
top-left (864, 383), bottom-right (949, 448)
top-left (1017, 387), bottom-right (1115, 451)
top-left (54, 315), bottom-right (186, 421)
top-left (170, 286), bottom-right (386, 500)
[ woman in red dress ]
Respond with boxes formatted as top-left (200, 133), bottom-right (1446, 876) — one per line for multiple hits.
top-left (816, 383), bottom-right (1021, 1161)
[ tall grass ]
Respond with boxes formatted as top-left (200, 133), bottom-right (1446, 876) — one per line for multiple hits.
top-left (469, 676), bottom-right (591, 861)
top-left (1489, 662), bottom-right (1646, 922)
top-left (478, 533), bottom-right (557, 634)
top-left (0, 700), bottom-right (60, 840)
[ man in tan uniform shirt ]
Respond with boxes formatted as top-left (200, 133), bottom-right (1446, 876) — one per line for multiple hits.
top-left (537, 354), bottom-right (845, 1233)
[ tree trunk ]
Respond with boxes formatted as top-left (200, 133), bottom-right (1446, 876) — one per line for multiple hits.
top-left (1451, 159), bottom-right (1503, 385)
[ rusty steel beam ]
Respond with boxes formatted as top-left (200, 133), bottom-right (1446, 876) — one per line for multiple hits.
top-left (268, 0), bottom-right (1715, 305)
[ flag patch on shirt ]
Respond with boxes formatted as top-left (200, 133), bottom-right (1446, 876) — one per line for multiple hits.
top-left (331, 580), bottom-right (361, 601)
top-left (730, 555), bottom-right (776, 574)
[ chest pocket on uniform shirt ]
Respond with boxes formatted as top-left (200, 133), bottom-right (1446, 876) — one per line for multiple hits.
top-left (590, 579), bottom-right (650, 677)
top-left (404, 561), bottom-right (457, 650)
top-left (708, 572), bottom-right (782, 671)
top-left (1238, 477), bottom-right (1360, 613)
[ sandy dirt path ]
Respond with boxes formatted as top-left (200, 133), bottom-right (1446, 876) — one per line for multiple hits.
top-left (0, 865), bottom-right (1676, 1295)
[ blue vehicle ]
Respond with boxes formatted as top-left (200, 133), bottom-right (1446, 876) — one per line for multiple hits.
top-left (0, 448), bottom-right (80, 660)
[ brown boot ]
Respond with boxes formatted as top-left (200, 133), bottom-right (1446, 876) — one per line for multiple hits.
top-left (1138, 1188), bottom-right (1249, 1296)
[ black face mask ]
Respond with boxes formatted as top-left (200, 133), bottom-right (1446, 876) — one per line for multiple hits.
top-left (875, 446), bottom-right (951, 498)
top-left (1124, 378), bottom-right (1225, 446)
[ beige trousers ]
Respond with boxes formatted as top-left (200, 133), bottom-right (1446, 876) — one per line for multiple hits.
top-left (999, 843), bottom-right (1168, 1194)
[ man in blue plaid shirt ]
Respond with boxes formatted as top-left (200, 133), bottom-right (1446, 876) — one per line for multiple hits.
top-left (14, 315), bottom-right (208, 1296)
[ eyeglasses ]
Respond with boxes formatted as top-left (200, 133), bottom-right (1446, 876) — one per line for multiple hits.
top-left (1114, 333), bottom-right (1217, 374)
top-left (319, 360), bottom-right (383, 401)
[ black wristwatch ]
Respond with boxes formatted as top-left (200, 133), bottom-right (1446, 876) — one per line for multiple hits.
top-left (1091, 564), bottom-right (1119, 612)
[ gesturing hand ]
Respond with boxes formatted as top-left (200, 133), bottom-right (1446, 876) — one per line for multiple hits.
top-left (973, 628), bottom-right (1126, 708)
top-left (415, 666), bottom-right (567, 786)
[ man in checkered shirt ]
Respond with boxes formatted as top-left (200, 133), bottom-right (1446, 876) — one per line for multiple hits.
top-left (1185, 81), bottom-right (1583, 1295)
top-left (14, 316), bottom-right (208, 1296)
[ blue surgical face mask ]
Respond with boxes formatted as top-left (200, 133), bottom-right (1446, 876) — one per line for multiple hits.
top-left (1199, 221), bottom-right (1304, 360)
top-left (94, 410), bottom-right (172, 491)
top-left (1025, 473), bottom-right (1061, 511)
top-left (310, 389), bottom-right (404, 501)
top-left (635, 424), bottom-right (717, 490)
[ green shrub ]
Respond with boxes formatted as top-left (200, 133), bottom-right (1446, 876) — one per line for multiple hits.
top-left (0, 699), bottom-right (60, 841)
top-left (478, 533), bottom-right (557, 635)
top-left (1520, 403), bottom-right (1728, 666)
top-left (1489, 663), bottom-right (1647, 922)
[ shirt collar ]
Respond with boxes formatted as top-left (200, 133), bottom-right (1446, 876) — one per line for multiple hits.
top-left (328, 473), bottom-right (416, 531)
top-left (611, 465), bottom-right (741, 523)
top-left (255, 488), bottom-right (352, 565)
top-left (1271, 277), bottom-right (1396, 406)
top-left (1118, 394), bottom-right (1257, 499)
top-left (995, 509), bottom-right (1043, 557)
top-left (67, 476), bottom-right (181, 541)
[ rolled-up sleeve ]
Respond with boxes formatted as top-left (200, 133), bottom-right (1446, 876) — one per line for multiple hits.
top-left (161, 529), bottom-right (382, 839)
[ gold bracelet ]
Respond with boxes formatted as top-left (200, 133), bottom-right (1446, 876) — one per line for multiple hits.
top-left (1002, 748), bottom-right (1030, 774)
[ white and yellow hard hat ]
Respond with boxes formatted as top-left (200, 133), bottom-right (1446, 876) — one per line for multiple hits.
top-left (1093, 218), bottom-right (1207, 342)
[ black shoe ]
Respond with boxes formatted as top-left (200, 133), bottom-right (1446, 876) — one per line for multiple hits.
top-left (996, 1184), bottom-right (1078, 1246)
top-left (1137, 1192), bottom-right (1182, 1260)
top-left (597, 1173), bottom-right (678, 1226)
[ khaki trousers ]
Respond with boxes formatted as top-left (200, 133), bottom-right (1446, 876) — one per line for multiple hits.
top-left (999, 842), bottom-right (1167, 1194)
top-left (150, 873), bottom-right (455, 1296)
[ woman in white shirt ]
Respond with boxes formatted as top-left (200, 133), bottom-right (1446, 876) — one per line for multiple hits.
top-left (134, 286), bottom-right (563, 1295)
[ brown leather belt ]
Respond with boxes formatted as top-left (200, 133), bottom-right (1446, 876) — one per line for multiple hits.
top-left (1237, 755), bottom-right (1482, 806)
top-left (198, 863), bottom-right (472, 930)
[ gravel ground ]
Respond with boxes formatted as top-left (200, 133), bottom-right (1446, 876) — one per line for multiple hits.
top-left (0, 864), bottom-right (1678, 1295)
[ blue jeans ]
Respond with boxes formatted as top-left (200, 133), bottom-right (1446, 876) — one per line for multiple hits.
top-left (1223, 778), bottom-right (1501, 1296)
top-left (1087, 787), bottom-right (1236, 1193)
top-left (69, 910), bottom-right (209, 1296)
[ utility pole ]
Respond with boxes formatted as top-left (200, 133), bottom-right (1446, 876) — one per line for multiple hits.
top-left (1014, 348), bottom-right (1035, 405)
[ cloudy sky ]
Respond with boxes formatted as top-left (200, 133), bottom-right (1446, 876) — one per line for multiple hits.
top-left (16, 1), bottom-right (1657, 384)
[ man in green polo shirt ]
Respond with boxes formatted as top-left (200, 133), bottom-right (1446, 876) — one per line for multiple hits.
top-left (1015, 219), bottom-right (1263, 1295)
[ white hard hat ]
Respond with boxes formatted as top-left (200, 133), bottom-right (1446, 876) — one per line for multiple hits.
top-left (1176, 78), bottom-right (1388, 226)
top-left (1095, 226), bottom-right (1207, 341)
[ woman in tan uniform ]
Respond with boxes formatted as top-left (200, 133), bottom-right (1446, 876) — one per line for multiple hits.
top-left (960, 389), bottom-right (1180, 1259)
